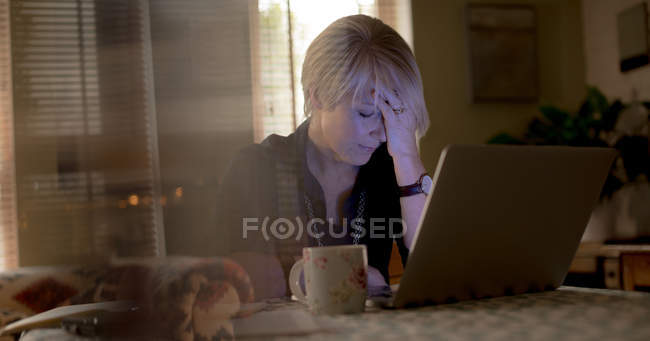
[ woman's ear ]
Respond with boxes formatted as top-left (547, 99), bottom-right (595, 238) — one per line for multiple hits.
top-left (309, 89), bottom-right (323, 111)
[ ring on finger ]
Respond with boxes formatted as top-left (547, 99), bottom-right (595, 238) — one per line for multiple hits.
top-left (391, 105), bottom-right (404, 114)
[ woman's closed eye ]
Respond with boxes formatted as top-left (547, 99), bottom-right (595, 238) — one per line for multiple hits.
top-left (358, 111), bottom-right (380, 118)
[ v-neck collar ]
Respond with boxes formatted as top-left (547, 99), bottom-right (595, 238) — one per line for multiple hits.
top-left (295, 117), bottom-right (364, 245)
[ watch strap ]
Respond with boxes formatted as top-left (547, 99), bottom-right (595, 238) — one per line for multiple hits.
top-left (398, 173), bottom-right (429, 197)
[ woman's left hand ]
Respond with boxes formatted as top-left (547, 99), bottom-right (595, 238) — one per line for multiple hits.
top-left (367, 265), bottom-right (387, 287)
top-left (378, 90), bottom-right (419, 161)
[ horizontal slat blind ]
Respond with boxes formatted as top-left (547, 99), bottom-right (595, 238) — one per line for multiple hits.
top-left (256, 0), bottom-right (295, 141)
top-left (0, 0), bottom-right (18, 270)
top-left (10, 0), bottom-right (163, 266)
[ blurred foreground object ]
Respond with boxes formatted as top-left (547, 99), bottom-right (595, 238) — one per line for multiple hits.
top-left (0, 256), bottom-right (254, 340)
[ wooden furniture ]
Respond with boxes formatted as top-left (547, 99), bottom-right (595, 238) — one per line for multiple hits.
top-left (391, 241), bottom-right (650, 291)
top-left (569, 243), bottom-right (650, 291)
top-left (622, 252), bottom-right (650, 291)
top-left (388, 242), bottom-right (404, 284)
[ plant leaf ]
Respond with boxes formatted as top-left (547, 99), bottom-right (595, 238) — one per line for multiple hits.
top-left (539, 105), bottom-right (569, 126)
top-left (577, 99), bottom-right (594, 119)
top-left (601, 100), bottom-right (625, 132)
top-left (525, 118), bottom-right (553, 144)
top-left (586, 86), bottom-right (609, 114)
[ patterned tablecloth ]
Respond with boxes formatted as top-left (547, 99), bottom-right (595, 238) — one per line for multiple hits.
top-left (254, 286), bottom-right (650, 341)
top-left (20, 286), bottom-right (650, 341)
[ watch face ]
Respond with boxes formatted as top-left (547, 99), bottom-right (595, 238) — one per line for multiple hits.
top-left (421, 175), bottom-right (433, 194)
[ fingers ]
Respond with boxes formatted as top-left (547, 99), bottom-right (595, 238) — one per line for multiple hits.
top-left (377, 90), bottom-right (417, 135)
top-left (378, 89), bottom-right (405, 114)
top-left (377, 94), bottom-right (396, 126)
top-left (383, 89), bottom-right (403, 111)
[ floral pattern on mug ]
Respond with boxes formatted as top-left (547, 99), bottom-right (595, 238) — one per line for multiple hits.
top-left (290, 245), bottom-right (367, 314)
top-left (327, 266), bottom-right (367, 305)
top-left (313, 257), bottom-right (328, 270)
top-left (338, 249), bottom-right (352, 264)
top-left (304, 250), bottom-right (311, 262)
top-left (328, 279), bottom-right (354, 304)
top-left (348, 266), bottom-right (367, 290)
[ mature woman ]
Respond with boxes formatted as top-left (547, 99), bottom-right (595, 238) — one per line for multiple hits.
top-left (217, 14), bottom-right (430, 299)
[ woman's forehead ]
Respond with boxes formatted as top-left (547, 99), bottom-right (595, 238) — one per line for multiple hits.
top-left (351, 88), bottom-right (377, 107)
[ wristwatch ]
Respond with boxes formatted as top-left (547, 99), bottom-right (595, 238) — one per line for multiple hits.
top-left (398, 173), bottom-right (432, 197)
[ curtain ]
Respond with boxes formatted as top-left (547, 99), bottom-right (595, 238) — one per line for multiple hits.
top-left (0, 0), bottom-right (18, 270)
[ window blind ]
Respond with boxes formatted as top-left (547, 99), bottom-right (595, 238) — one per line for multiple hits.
top-left (10, 0), bottom-right (164, 266)
top-left (0, 0), bottom-right (18, 270)
top-left (255, 0), bottom-right (295, 140)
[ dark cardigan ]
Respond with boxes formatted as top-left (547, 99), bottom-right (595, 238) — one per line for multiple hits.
top-left (217, 117), bottom-right (408, 288)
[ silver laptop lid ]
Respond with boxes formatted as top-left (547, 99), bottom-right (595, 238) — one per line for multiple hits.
top-left (394, 144), bottom-right (616, 308)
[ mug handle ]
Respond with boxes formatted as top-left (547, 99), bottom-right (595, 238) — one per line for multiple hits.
top-left (289, 259), bottom-right (307, 303)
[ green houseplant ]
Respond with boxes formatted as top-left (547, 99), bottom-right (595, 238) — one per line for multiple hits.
top-left (487, 87), bottom-right (649, 201)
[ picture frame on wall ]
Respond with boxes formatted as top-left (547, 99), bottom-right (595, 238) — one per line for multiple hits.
top-left (617, 2), bottom-right (649, 72)
top-left (466, 4), bottom-right (538, 102)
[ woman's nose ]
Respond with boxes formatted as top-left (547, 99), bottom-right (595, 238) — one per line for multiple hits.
top-left (371, 118), bottom-right (386, 143)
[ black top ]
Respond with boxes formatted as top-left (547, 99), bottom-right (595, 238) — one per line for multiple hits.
top-left (217, 117), bottom-right (408, 288)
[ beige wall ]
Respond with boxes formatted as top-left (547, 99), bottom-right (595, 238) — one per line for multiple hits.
top-left (582, 0), bottom-right (650, 102)
top-left (411, 0), bottom-right (586, 170)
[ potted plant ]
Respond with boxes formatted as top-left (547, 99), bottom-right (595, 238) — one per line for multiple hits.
top-left (487, 87), bottom-right (649, 242)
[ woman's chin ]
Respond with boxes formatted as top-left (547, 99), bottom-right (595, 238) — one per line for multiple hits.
top-left (336, 148), bottom-right (373, 166)
top-left (347, 153), bottom-right (372, 166)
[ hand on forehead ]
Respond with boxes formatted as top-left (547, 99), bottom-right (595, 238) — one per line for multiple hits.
top-left (368, 88), bottom-right (403, 109)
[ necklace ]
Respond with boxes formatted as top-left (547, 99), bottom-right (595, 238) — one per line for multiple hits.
top-left (304, 191), bottom-right (366, 246)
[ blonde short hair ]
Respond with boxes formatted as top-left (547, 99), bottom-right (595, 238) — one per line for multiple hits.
top-left (301, 14), bottom-right (429, 139)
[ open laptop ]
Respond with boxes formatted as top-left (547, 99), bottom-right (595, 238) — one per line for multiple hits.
top-left (371, 144), bottom-right (616, 308)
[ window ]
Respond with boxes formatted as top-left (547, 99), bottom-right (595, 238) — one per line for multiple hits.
top-left (0, 0), bottom-right (164, 267)
top-left (253, 0), bottom-right (413, 141)
top-left (0, 0), bottom-right (414, 267)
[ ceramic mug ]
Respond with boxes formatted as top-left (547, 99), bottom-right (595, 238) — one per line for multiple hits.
top-left (289, 245), bottom-right (368, 314)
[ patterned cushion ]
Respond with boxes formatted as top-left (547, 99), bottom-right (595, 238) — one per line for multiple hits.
top-left (192, 281), bottom-right (239, 340)
top-left (0, 266), bottom-right (102, 315)
top-left (130, 257), bottom-right (254, 340)
top-left (12, 277), bottom-right (78, 313)
top-left (0, 307), bottom-right (27, 329)
top-left (0, 257), bottom-right (254, 341)
top-left (68, 257), bottom-right (254, 339)
top-left (71, 264), bottom-right (152, 304)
